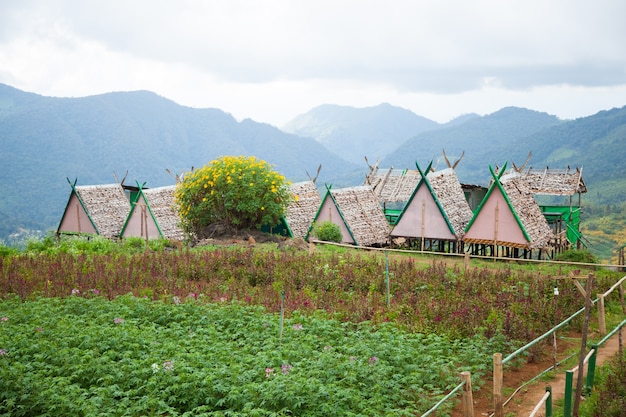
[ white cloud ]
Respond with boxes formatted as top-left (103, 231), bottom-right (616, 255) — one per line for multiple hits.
top-left (0, 0), bottom-right (625, 126)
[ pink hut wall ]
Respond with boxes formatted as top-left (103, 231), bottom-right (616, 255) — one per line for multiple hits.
top-left (391, 186), bottom-right (456, 240)
top-left (314, 198), bottom-right (355, 244)
top-left (464, 187), bottom-right (528, 246)
top-left (58, 195), bottom-right (97, 234)
top-left (121, 201), bottom-right (161, 239)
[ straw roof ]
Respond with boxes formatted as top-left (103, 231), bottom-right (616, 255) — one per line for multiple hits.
top-left (315, 186), bottom-right (391, 246)
top-left (523, 167), bottom-right (587, 195)
top-left (60, 183), bottom-right (131, 238)
top-left (285, 181), bottom-right (321, 239)
top-left (499, 172), bottom-right (554, 248)
top-left (328, 186), bottom-right (391, 246)
top-left (426, 168), bottom-right (474, 237)
top-left (364, 167), bottom-right (422, 203)
top-left (141, 186), bottom-right (185, 240)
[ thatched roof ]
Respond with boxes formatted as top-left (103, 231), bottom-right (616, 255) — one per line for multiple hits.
top-left (58, 183), bottom-right (131, 238)
top-left (427, 168), bottom-right (474, 237)
top-left (364, 167), bottom-right (422, 203)
top-left (523, 167), bottom-right (587, 195)
top-left (133, 185), bottom-right (185, 240)
top-left (313, 185), bottom-right (390, 246)
top-left (500, 172), bottom-right (554, 248)
top-left (285, 181), bottom-right (321, 239)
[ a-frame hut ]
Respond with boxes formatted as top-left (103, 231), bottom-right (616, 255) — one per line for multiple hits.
top-left (307, 185), bottom-right (390, 246)
top-left (391, 162), bottom-right (473, 252)
top-left (120, 185), bottom-right (184, 241)
top-left (283, 181), bottom-right (322, 239)
top-left (523, 166), bottom-right (587, 250)
top-left (57, 179), bottom-right (131, 238)
top-left (463, 164), bottom-right (554, 259)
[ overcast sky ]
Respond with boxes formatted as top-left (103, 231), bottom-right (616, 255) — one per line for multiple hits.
top-left (1, 0), bottom-right (625, 127)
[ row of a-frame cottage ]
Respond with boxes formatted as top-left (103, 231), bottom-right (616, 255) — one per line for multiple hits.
top-left (57, 162), bottom-right (586, 258)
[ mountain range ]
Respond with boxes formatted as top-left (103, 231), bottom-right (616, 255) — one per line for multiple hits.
top-left (1, 82), bottom-right (625, 245)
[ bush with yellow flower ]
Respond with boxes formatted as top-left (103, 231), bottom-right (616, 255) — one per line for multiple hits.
top-left (175, 156), bottom-right (291, 237)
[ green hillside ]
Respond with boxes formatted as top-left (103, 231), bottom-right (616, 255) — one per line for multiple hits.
top-left (0, 84), bottom-right (358, 243)
top-left (2, 83), bottom-right (625, 261)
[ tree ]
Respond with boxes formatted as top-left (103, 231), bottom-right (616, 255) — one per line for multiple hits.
top-left (175, 156), bottom-right (291, 237)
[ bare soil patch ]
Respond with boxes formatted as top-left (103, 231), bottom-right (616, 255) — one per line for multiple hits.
top-left (452, 329), bottom-right (623, 417)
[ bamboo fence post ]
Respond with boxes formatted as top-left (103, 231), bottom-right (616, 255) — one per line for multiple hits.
top-left (279, 290), bottom-right (285, 347)
top-left (573, 273), bottom-right (594, 417)
top-left (597, 294), bottom-right (606, 336)
top-left (385, 251), bottom-right (390, 308)
top-left (461, 371), bottom-right (474, 417)
top-left (493, 353), bottom-right (503, 417)
top-left (464, 251), bottom-right (470, 273)
top-left (619, 282), bottom-right (626, 314)
top-left (552, 332), bottom-right (558, 370)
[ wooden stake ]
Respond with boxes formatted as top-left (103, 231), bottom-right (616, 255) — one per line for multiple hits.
top-left (461, 371), bottom-right (474, 417)
top-left (493, 353), bottom-right (503, 417)
top-left (553, 332), bottom-right (558, 371)
top-left (597, 294), bottom-right (606, 336)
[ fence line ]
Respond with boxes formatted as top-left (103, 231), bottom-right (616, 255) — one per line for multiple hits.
top-left (310, 242), bottom-right (625, 416)
top-left (308, 240), bottom-right (626, 270)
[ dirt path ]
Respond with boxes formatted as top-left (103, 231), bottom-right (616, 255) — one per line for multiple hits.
top-left (452, 329), bottom-right (623, 417)
top-left (507, 331), bottom-right (622, 417)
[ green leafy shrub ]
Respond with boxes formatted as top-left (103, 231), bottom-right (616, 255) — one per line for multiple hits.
top-left (175, 155), bottom-right (291, 237)
top-left (23, 233), bottom-right (172, 256)
top-left (583, 353), bottom-right (626, 417)
top-left (554, 249), bottom-right (599, 264)
top-left (311, 221), bottom-right (343, 242)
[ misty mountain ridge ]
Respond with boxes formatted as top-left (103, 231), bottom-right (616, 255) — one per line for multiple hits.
top-left (282, 103), bottom-right (442, 164)
top-left (1, 82), bottom-right (625, 245)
